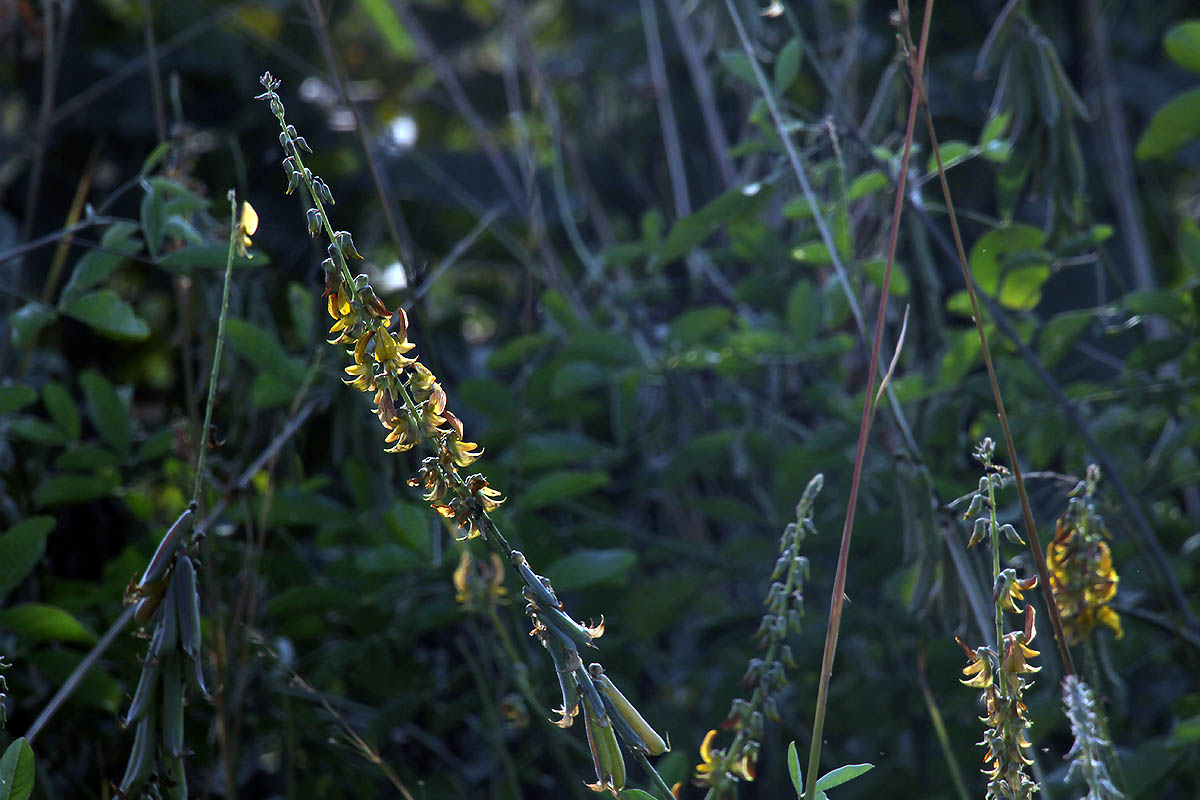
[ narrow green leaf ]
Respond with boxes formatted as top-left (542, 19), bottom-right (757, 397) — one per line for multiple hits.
top-left (34, 474), bottom-right (113, 507)
top-left (0, 738), bottom-right (35, 800)
top-left (8, 418), bottom-right (71, 446)
top-left (815, 762), bottom-right (874, 791)
top-left (847, 170), bottom-right (887, 201)
top-left (80, 370), bottom-right (132, 457)
top-left (59, 222), bottom-right (141, 303)
top-left (926, 140), bottom-right (971, 174)
top-left (355, 0), bottom-right (415, 58)
top-left (140, 141), bottom-right (171, 175)
top-left (0, 517), bottom-right (54, 596)
top-left (668, 307), bottom-right (733, 344)
top-left (787, 741), bottom-right (803, 796)
top-left (0, 603), bottom-right (96, 644)
top-left (545, 549), bottom-right (637, 592)
top-left (42, 381), bottom-right (80, 440)
top-left (59, 290), bottom-right (150, 340)
top-left (140, 182), bottom-right (166, 257)
top-left (521, 470), bottom-right (610, 511)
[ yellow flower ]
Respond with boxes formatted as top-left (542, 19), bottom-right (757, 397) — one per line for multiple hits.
top-left (237, 201), bottom-right (258, 258)
top-left (695, 729), bottom-right (720, 777)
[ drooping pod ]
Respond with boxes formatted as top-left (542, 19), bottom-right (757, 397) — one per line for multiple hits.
top-left (589, 663), bottom-right (668, 755)
top-left (582, 696), bottom-right (625, 796)
top-left (161, 651), bottom-right (185, 758)
top-left (137, 509), bottom-right (192, 590)
top-left (122, 661), bottom-right (160, 728)
top-left (118, 715), bottom-right (156, 796)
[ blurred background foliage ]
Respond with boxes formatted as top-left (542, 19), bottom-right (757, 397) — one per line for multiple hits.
top-left (1, 0), bottom-right (1199, 797)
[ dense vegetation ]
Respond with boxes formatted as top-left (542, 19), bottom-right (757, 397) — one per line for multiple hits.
top-left (1, 1), bottom-right (1198, 798)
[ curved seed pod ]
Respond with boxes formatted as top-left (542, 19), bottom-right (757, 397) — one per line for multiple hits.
top-left (163, 754), bottom-right (188, 800)
top-left (137, 509), bottom-right (191, 589)
top-left (582, 700), bottom-right (625, 795)
top-left (174, 555), bottom-right (202, 662)
top-left (575, 668), bottom-right (606, 723)
top-left (122, 661), bottom-right (160, 727)
top-left (545, 641), bottom-right (580, 728)
top-left (589, 664), bottom-right (668, 755)
top-left (118, 715), bottom-right (156, 796)
top-left (133, 591), bottom-right (163, 627)
top-left (149, 578), bottom-right (179, 662)
top-left (538, 604), bottom-right (602, 649)
top-left (161, 651), bottom-right (184, 757)
top-left (186, 649), bottom-right (210, 701)
top-left (512, 552), bottom-right (560, 609)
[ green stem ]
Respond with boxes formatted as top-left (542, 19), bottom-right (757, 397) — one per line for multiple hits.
top-left (634, 749), bottom-right (676, 800)
top-left (985, 467), bottom-right (1004, 676)
top-left (191, 191), bottom-right (240, 506)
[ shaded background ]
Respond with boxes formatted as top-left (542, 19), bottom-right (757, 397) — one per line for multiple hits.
top-left (1, 0), bottom-right (1198, 797)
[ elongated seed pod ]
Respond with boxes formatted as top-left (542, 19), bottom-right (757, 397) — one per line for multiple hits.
top-left (138, 509), bottom-right (192, 589)
top-left (538, 604), bottom-right (600, 649)
top-left (583, 700), bottom-right (625, 794)
top-left (187, 648), bottom-right (210, 700)
top-left (161, 651), bottom-right (184, 757)
top-left (512, 551), bottom-right (560, 609)
top-left (589, 665), bottom-right (668, 755)
top-left (163, 754), bottom-right (188, 800)
top-left (118, 715), bottom-right (156, 796)
top-left (122, 661), bottom-right (160, 727)
top-left (175, 555), bottom-right (202, 661)
top-left (149, 579), bottom-right (179, 661)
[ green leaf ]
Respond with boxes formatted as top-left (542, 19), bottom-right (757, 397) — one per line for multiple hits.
top-left (224, 319), bottom-right (302, 379)
top-left (42, 381), bottom-right (80, 440)
top-left (59, 222), bottom-right (141, 303)
top-left (847, 170), bottom-right (887, 201)
top-left (140, 141), bottom-right (171, 175)
top-left (1136, 88), bottom-right (1200, 161)
top-left (1038, 310), bottom-right (1092, 366)
top-left (486, 333), bottom-right (553, 370)
top-left (34, 474), bottom-right (113, 507)
top-left (0, 517), bottom-right (54, 596)
top-left (718, 50), bottom-right (757, 87)
top-left (620, 791), bottom-right (658, 800)
top-left (157, 243), bottom-right (265, 275)
top-left (0, 738), bottom-right (35, 800)
top-left (862, 259), bottom-right (910, 295)
top-left (356, 0), bottom-right (415, 57)
top-left (8, 417), bottom-right (71, 446)
top-left (546, 548), bottom-right (637, 592)
top-left (926, 140), bottom-right (971, 173)
top-left (775, 38), bottom-right (803, 90)
top-left (59, 290), bottom-right (150, 340)
top-left (0, 383), bottom-right (37, 415)
top-left (816, 763), bottom-right (875, 791)
top-left (668, 306), bottom-right (732, 344)
top-left (787, 741), bottom-right (803, 796)
top-left (968, 225), bottom-right (1051, 310)
top-left (80, 370), bottom-right (132, 457)
top-left (140, 181), bottom-right (166, 257)
top-left (978, 110), bottom-right (1011, 147)
top-left (791, 241), bottom-right (832, 265)
top-left (1170, 714), bottom-right (1200, 744)
top-left (0, 603), bottom-right (96, 644)
top-left (786, 280), bottom-right (819, 345)
top-left (55, 443), bottom-right (121, 471)
top-left (656, 182), bottom-right (770, 266)
top-left (1124, 288), bottom-right (1192, 324)
top-left (1165, 20), bottom-right (1200, 72)
top-left (521, 469), bottom-right (610, 511)
top-left (9, 304), bottom-right (56, 349)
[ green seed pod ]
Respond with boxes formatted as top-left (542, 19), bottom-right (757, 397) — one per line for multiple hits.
top-left (122, 661), bottom-right (160, 727)
top-left (118, 715), bottom-right (156, 796)
top-left (148, 584), bottom-right (179, 662)
top-left (163, 754), bottom-right (188, 800)
top-left (137, 509), bottom-right (191, 589)
top-left (589, 664), bottom-right (668, 755)
top-left (161, 651), bottom-right (184, 757)
top-left (582, 700), bottom-right (625, 795)
top-left (175, 555), bottom-right (202, 662)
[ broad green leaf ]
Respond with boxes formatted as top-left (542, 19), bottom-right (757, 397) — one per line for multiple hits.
top-left (55, 443), bottom-right (121, 470)
top-left (42, 381), bottom-right (80, 440)
top-left (862, 259), bottom-right (910, 295)
top-left (775, 38), bottom-right (803, 90)
top-left (787, 741), bottom-right (803, 796)
top-left (1136, 88), bottom-right (1200, 161)
top-left (225, 319), bottom-right (302, 378)
top-left (656, 182), bottom-right (770, 266)
top-left (816, 763), bottom-right (875, 791)
top-left (550, 361), bottom-right (608, 399)
top-left (718, 50), bottom-right (757, 87)
top-left (59, 222), bottom-right (141, 303)
top-left (0, 738), bottom-right (35, 800)
top-left (968, 225), bottom-right (1051, 310)
top-left (0, 517), bottom-right (54, 596)
top-left (80, 370), bottom-right (132, 456)
top-left (9, 304), bottom-right (56, 349)
top-left (791, 241), bottom-right (832, 265)
top-left (59, 290), bottom-right (150, 340)
top-left (0, 603), bottom-right (96, 644)
top-left (0, 383), bottom-right (37, 415)
top-left (1124, 289), bottom-right (1192, 324)
top-left (786, 280), bottom-right (819, 345)
top-left (978, 110), bottom-right (1011, 147)
top-left (521, 470), bottom-right (610, 511)
top-left (157, 243), bottom-right (265, 275)
top-left (546, 548), bottom-right (637, 591)
top-left (1038, 310), bottom-right (1092, 366)
top-left (356, 0), bottom-right (416, 58)
top-left (1165, 20), bottom-right (1200, 72)
top-left (668, 306), bottom-right (732, 344)
top-left (34, 474), bottom-right (113, 507)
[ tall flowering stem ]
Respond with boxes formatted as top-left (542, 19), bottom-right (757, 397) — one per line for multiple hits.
top-left (256, 73), bottom-right (670, 798)
top-left (957, 439), bottom-right (1041, 799)
top-left (692, 475), bottom-right (822, 800)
